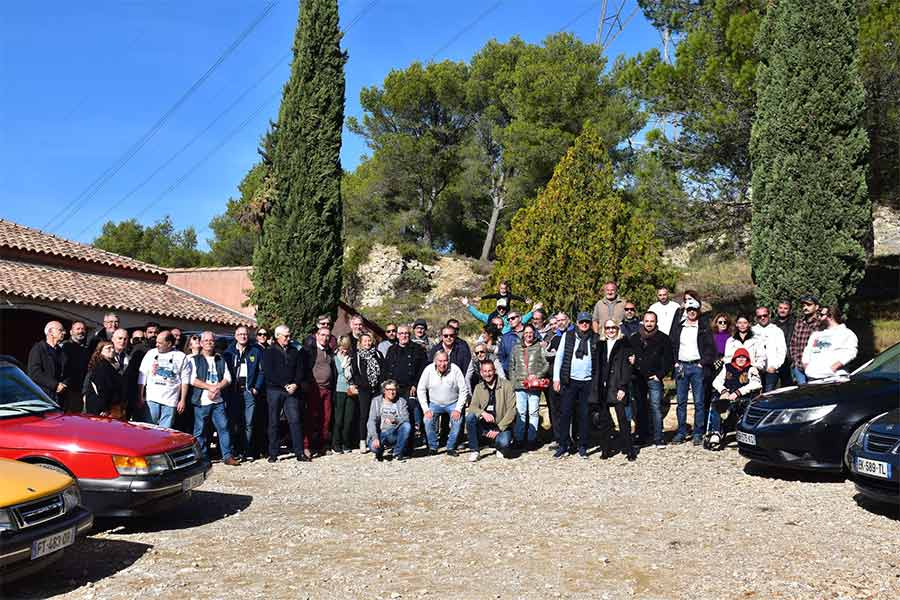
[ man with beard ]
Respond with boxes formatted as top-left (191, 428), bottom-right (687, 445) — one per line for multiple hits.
top-left (61, 320), bottom-right (90, 412)
top-left (628, 312), bottom-right (673, 449)
top-left (789, 295), bottom-right (820, 385)
top-left (802, 305), bottom-right (859, 381)
top-left (773, 301), bottom-right (795, 386)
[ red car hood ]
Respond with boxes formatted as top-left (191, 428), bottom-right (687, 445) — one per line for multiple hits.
top-left (0, 412), bottom-right (195, 456)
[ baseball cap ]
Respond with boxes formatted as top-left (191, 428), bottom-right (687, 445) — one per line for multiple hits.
top-left (684, 298), bottom-right (700, 310)
top-left (413, 318), bottom-right (427, 328)
top-left (576, 311), bottom-right (592, 323)
top-left (798, 294), bottom-right (819, 305)
top-left (496, 298), bottom-right (509, 308)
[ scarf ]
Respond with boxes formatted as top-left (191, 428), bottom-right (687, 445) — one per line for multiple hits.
top-left (639, 327), bottom-right (657, 342)
top-left (575, 329), bottom-right (593, 359)
top-left (358, 348), bottom-right (381, 390)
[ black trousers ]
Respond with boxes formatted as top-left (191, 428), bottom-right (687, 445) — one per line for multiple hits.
top-left (607, 401), bottom-right (634, 455)
top-left (559, 379), bottom-right (591, 451)
top-left (267, 388), bottom-right (303, 458)
top-left (357, 389), bottom-right (373, 445)
top-left (546, 386), bottom-right (562, 443)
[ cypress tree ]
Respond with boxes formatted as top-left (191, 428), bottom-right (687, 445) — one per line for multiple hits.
top-left (491, 123), bottom-right (676, 313)
top-left (251, 0), bottom-right (346, 331)
top-left (750, 0), bottom-right (869, 309)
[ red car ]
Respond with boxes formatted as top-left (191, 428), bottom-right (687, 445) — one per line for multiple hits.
top-left (0, 357), bottom-right (211, 517)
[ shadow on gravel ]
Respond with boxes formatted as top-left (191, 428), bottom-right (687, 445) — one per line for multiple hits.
top-left (93, 490), bottom-right (253, 534)
top-left (853, 493), bottom-right (900, 520)
top-left (2, 537), bottom-right (152, 599)
top-left (742, 462), bottom-right (846, 483)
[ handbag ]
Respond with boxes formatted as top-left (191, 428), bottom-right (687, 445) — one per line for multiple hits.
top-left (522, 346), bottom-right (550, 390)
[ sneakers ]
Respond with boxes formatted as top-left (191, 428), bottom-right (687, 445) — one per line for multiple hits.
top-left (397, 455), bottom-right (409, 463)
top-left (267, 456), bottom-right (278, 463)
top-left (671, 433), bottom-right (686, 444)
top-left (707, 432), bottom-right (722, 449)
top-left (446, 449), bottom-right (459, 457)
top-left (654, 443), bottom-right (667, 449)
top-left (360, 441), bottom-right (369, 453)
top-left (692, 437), bottom-right (703, 446)
top-left (468, 451), bottom-right (480, 463)
top-left (578, 448), bottom-right (589, 460)
top-left (553, 448), bottom-right (567, 459)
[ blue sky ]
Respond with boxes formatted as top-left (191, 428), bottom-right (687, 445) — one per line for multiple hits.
top-left (0, 1), bottom-right (660, 247)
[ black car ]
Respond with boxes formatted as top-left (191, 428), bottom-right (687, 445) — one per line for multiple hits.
top-left (844, 409), bottom-right (900, 505)
top-left (735, 342), bottom-right (900, 473)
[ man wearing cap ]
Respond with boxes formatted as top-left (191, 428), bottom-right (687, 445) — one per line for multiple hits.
top-left (411, 319), bottom-right (431, 349)
top-left (592, 281), bottom-right (627, 333)
top-left (752, 305), bottom-right (787, 392)
top-left (668, 299), bottom-right (716, 445)
top-left (789, 295), bottom-right (820, 385)
top-left (552, 312), bottom-right (597, 459)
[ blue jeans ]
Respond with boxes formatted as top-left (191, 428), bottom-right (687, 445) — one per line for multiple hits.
top-left (464, 412), bottom-right (513, 452)
top-left (193, 402), bottom-right (233, 461)
top-left (369, 422), bottom-right (412, 458)
top-left (645, 378), bottom-right (665, 445)
top-left (148, 401), bottom-right (176, 429)
top-left (762, 371), bottom-right (779, 393)
top-left (424, 403), bottom-right (462, 450)
top-left (227, 389), bottom-right (256, 455)
top-left (792, 366), bottom-right (808, 385)
top-left (675, 363), bottom-right (705, 439)
top-left (514, 390), bottom-right (540, 442)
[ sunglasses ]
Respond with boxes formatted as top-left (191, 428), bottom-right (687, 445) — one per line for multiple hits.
top-left (756, 314), bottom-right (769, 319)
top-left (604, 326), bottom-right (618, 330)
top-left (475, 350), bottom-right (487, 355)
top-left (716, 320), bottom-right (727, 325)
top-left (257, 332), bottom-right (268, 336)
top-left (386, 329), bottom-right (397, 333)
top-left (189, 335), bottom-right (200, 341)
top-left (624, 307), bottom-right (636, 311)
top-left (509, 316), bottom-right (521, 320)
top-left (384, 387), bottom-right (397, 392)
top-left (442, 334), bottom-right (456, 338)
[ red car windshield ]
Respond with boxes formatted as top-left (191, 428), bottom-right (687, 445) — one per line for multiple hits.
top-left (0, 364), bottom-right (61, 417)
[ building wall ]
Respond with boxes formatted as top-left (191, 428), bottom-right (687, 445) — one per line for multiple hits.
top-left (166, 267), bottom-right (255, 317)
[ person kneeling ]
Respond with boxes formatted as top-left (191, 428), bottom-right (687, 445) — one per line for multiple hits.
top-left (465, 360), bottom-right (517, 462)
top-left (367, 379), bottom-right (412, 462)
top-left (708, 347), bottom-right (761, 450)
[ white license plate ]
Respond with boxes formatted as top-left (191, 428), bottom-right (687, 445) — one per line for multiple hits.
top-left (31, 527), bottom-right (75, 560)
top-left (182, 472), bottom-right (205, 492)
top-left (855, 457), bottom-right (892, 479)
top-left (736, 431), bottom-right (756, 446)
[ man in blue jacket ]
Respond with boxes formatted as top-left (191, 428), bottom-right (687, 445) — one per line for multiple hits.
top-left (224, 326), bottom-right (265, 461)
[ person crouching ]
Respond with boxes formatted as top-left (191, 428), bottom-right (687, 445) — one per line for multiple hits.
top-left (367, 379), bottom-right (412, 462)
top-left (465, 360), bottom-right (517, 462)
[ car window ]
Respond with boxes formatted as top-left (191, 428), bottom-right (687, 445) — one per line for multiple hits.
top-left (852, 343), bottom-right (900, 380)
top-left (0, 365), bottom-right (60, 416)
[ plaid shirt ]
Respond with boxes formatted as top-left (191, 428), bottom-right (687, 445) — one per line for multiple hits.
top-left (789, 316), bottom-right (818, 366)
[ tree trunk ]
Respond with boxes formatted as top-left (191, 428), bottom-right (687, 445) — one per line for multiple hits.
top-left (479, 200), bottom-right (502, 261)
top-left (479, 167), bottom-right (506, 261)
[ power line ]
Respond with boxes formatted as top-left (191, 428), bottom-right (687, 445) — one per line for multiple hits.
top-left (74, 53), bottom-right (290, 241)
top-left (428, 0), bottom-right (503, 61)
top-left (44, 0), bottom-right (279, 234)
top-left (558, 1), bottom-right (602, 33)
top-left (344, 0), bottom-right (380, 33)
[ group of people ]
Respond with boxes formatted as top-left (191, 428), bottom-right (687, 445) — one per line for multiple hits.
top-left (25, 280), bottom-right (859, 466)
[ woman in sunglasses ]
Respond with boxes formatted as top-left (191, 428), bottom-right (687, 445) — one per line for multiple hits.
top-left (255, 329), bottom-right (270, 349)
top-left (712, 313), bottom-right (732, 364)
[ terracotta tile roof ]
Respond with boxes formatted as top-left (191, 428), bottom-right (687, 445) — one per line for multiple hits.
top-left (0, 258), bottom-right (255, 328)
top-left (0, 219), bottom-right (164, 275)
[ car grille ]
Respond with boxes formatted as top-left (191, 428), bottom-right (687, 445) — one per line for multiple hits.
top-left (866, 432), bottom-right (900, 454)
top-left (743, 405), bottom-right (769, 427)
top-left (13, 494), bottom-right (65, 528)
top-left (168, 445), bottom-right (198, 470)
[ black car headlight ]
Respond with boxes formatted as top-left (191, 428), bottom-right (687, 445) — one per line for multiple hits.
top-left (765, 404), bottom-right (836, 426)
top-left (844, 422), bottom-right (867, 469)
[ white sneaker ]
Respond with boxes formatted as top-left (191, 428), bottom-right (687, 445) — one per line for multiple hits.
top-left (654, 443), bottom-right (666, 449)
top-left (360, 441), bottom-right (369, 454)
top-left (468, 451), bottom-right (480, 463)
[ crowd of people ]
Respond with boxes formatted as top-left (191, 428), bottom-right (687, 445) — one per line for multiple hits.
top-left (25, 280), bottom-right (860, 466)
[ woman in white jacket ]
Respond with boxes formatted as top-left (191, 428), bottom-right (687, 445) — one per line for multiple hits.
top-left (723, 314), bottom-right (767, 371)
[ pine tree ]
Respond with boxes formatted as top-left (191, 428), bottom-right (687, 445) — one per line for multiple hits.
top-left (250, 0), bottom-right (346, 331)
top-left (750, 0), bottom-right (869, 309)
top-left (491, 123), bottom-right (675, 313)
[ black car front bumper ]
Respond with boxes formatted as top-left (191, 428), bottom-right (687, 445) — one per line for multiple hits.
top-left (0, 506), bottom-right (93, 582)
top-left (78, 459), bottom-right (211, 517)
top-left (736, 420), bottom-right (846, 473)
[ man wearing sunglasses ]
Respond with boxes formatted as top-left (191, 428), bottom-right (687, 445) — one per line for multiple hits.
top-left (427, 326), bottom-right (471, 376)
top-left (303, 315), bottom-right (337, 353)
top-left (377, 323), bottom-right (398, 356)
top-left (801, 305), bottom-right (858, 382)
top-left (752, 306), bottom-right (787, 392)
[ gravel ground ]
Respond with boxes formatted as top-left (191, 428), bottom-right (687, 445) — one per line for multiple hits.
top-left (5, 441), bottom-right (899, 600)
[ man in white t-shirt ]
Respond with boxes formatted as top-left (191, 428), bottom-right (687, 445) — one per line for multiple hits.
top-left (138, 331), bottom-right (189, 429)
top-left (648, 286), bottom-right (681, 336)
top-left (185, 332), bottom-right (239, 466)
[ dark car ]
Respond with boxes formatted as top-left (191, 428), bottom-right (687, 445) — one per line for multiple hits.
top-left (735, 342), bottom-right (900, 473)
top-left (844, 409), bottom-right (900, 505)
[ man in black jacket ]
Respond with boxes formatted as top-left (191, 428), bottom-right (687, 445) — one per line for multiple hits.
top-left (28, 321), bottom-right (68, 402)
top-left (61, 320), bottom-right (90, 412)
top-left (428, 327), bottom-right (471, 376)
top-left (385, 324), bottom-right (429, 447)
top-left (629, 312), bottom-right (673, 448)
top-left (551, 312), bottom-right (597, 460)
top-left (262, 325), bottom-right (306, 463)
top-left (773, 300), bottom-right (795, 387)
top-left (668, 299), bottom-right (717, 445)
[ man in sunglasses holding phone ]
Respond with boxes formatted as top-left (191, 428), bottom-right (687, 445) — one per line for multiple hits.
top-left (427, 326), bottom-right (471, 376)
